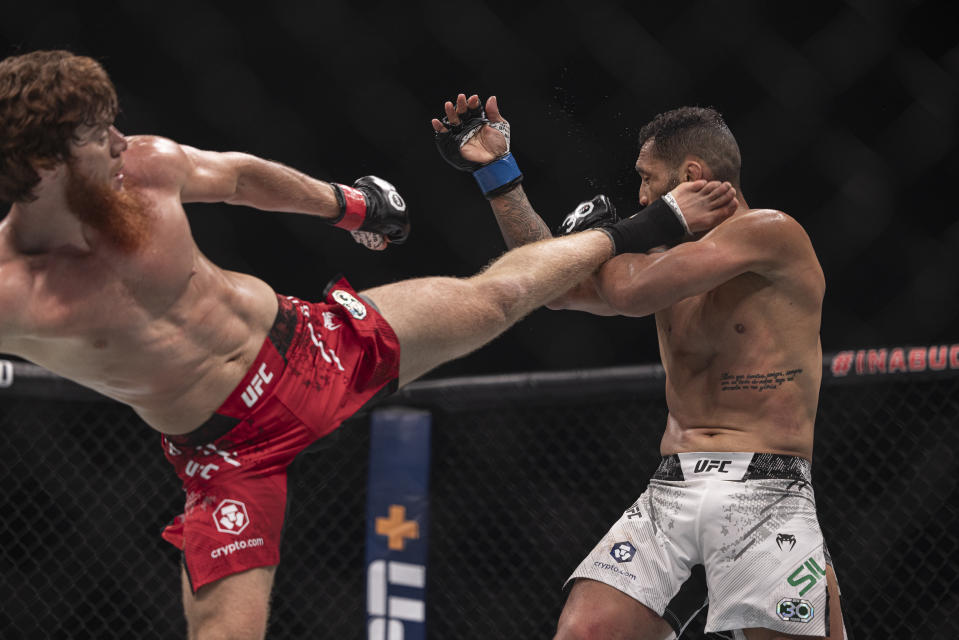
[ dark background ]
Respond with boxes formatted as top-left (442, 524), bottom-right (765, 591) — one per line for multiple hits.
top-left (2, 1), bottom-right (957, 378)
top-left (2, 4), bottom-right (958, 638)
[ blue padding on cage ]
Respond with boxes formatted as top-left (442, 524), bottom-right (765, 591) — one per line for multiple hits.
top-left (365, 408), bottom-right (431, 640)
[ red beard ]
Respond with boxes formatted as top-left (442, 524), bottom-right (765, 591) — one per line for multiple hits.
top-left (65, 162), bottom-right (149, 252)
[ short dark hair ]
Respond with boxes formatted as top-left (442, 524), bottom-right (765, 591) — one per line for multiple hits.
top-left (0, 50), bottom-right (118, 202)
top-left (638, 106), bottom-right (741, 188)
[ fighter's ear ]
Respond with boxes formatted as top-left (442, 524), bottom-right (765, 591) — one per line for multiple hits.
top-left (31, 155), bottom-right (65, 181)
top-left (682, 157), bottom-right (705, 182)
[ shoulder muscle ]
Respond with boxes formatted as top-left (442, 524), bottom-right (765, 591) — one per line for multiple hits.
top-left (123, 135), bottom-right (191, 192)
top-left (709, 209), bottom-right (816, 272)
top-left (709, 209), bottom-right (824, 302)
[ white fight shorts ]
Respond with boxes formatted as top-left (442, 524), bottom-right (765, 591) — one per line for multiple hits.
top-left (566, 452), bottom-right (836, 637)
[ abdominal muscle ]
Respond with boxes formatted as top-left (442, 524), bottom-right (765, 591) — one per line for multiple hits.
top-left (653, 290), bottom-right (823, 462)
top-left (123, 268), bottom-right (279, 435)
top-left (660, 417), bottom-right (813, 460)
top-left (658, 380), bottom-right (819, 461)
top-left (12, 258), bottom-right (280, 437)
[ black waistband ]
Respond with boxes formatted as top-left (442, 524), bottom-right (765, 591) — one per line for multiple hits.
top-left (268, 295), bottom-right (299, 361)
top-left (166, 295), bottom-right (299, 448)
top-left (167, 412), bottom-right (242, 448)
top-left (653, 453), bottom-right (811, 482)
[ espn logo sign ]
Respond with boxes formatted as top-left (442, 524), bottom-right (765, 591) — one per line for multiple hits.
top-left (240, 363), bottom-right (274, 408)
top-left (367, 560), bottom-right (425, 640)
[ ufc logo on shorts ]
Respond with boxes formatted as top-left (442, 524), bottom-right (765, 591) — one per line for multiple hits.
top-left (694, 459), bottom-right (732, 473)
top-left (367, 560), bottom-right (425, 640)
top-left (184, 443), bottom-right (241, 480)
top-left (241, 363), bottom-right (273, 408)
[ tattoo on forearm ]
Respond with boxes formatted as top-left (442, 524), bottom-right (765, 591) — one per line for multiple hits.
top-left (490, 188), bottom-right (553, 249)
top-left (720, 368), bottom-right (803, 392)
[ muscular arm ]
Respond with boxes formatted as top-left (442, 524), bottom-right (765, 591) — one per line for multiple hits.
top-left (432, 94), bottom-right (617, 313)
top-left (594, 210), bottom-right (824, 317)
top-left (488, 186), bottom-right (552, 249)
top-left (488, 186), bottom-right (618, 315)
top-left (179, 145), bottom-right (340, 219)
top-left (124, 136), bottom-right (340, 219)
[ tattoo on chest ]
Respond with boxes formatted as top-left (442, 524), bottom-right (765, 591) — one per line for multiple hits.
top-left (720, 368), bottom-right (803, 392)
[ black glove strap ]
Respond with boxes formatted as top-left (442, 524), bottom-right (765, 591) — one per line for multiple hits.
top-left (601, 197), bottom-right (687, 255)
top-left (329, 183), bottom-right (347, 226)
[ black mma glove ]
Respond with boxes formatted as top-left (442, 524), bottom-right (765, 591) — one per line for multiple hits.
top-left (599, 194), bottom-right (691, 255)
top-left (329, 176), bottom-right (410, 244)
top-left (555, 195), bottom-right (620, 236)
top-left (434, 103), bottom-right (522, 199)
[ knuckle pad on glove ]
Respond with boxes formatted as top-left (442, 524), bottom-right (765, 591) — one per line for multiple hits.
top-left (554, 195), bottom-right (619, 236)
top-left (354, 176), bottom-right (411, 244)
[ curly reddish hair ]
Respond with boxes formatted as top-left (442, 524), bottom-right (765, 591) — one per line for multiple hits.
top-left (0, 50), bottom-right (118, 202)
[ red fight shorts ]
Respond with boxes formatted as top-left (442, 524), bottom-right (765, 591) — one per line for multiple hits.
top-left (161, 277), bottom-right (400, 592)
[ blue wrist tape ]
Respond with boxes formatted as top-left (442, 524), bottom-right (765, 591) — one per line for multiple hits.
top-left (472, 153), bottom-right (523, 198)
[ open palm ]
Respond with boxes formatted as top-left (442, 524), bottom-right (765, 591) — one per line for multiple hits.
top-left (431, 94), bottom-right (509, 165)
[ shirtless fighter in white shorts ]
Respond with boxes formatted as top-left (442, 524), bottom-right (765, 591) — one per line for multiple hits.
top-left (432, 94), bottom-right (848, 640)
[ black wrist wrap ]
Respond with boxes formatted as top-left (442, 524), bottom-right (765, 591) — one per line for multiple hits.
top-left (600, 197), bottom-right (687, 255)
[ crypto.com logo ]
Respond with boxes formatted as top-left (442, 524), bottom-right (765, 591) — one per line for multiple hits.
top-left (213, 499), bottom-right (250, 535)
top-left (610, 541), bottom-right (637, 563)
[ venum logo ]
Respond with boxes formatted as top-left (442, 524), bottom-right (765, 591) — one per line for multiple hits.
top-left (240, 363), bottom-right (273, 408)
top-left (213, 499), bottom-right (250, 535)
top-left (610, 541), bottom-right (636, 563)
top-left (307, 324), bottom-right (345, 371)
top-left (777, 533), bottom-right (797, 551)
top-left (694, 459), bottom-right (732, 473)
top-left (322, 311), bottom-right (342, 331)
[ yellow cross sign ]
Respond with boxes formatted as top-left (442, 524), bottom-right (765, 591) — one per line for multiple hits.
top-left (375, 504), bottom-right (419, 551)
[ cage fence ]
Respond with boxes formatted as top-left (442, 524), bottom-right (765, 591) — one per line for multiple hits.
top-left (1, 347), bottom-right (957, 639)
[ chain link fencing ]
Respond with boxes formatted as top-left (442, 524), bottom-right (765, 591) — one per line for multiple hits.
top-left (1, 352), bottom-right (957, 638)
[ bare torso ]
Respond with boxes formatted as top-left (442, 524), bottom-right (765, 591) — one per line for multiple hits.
top-left (654, 235), bottom-right (824, 459)
top-left (564, 205), bottom-right (825, 460)
top-left (0, 138), bottom-right (279, 435)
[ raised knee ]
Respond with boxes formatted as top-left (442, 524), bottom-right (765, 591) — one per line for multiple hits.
top-left (556, 610), bottom-right (632, 640)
